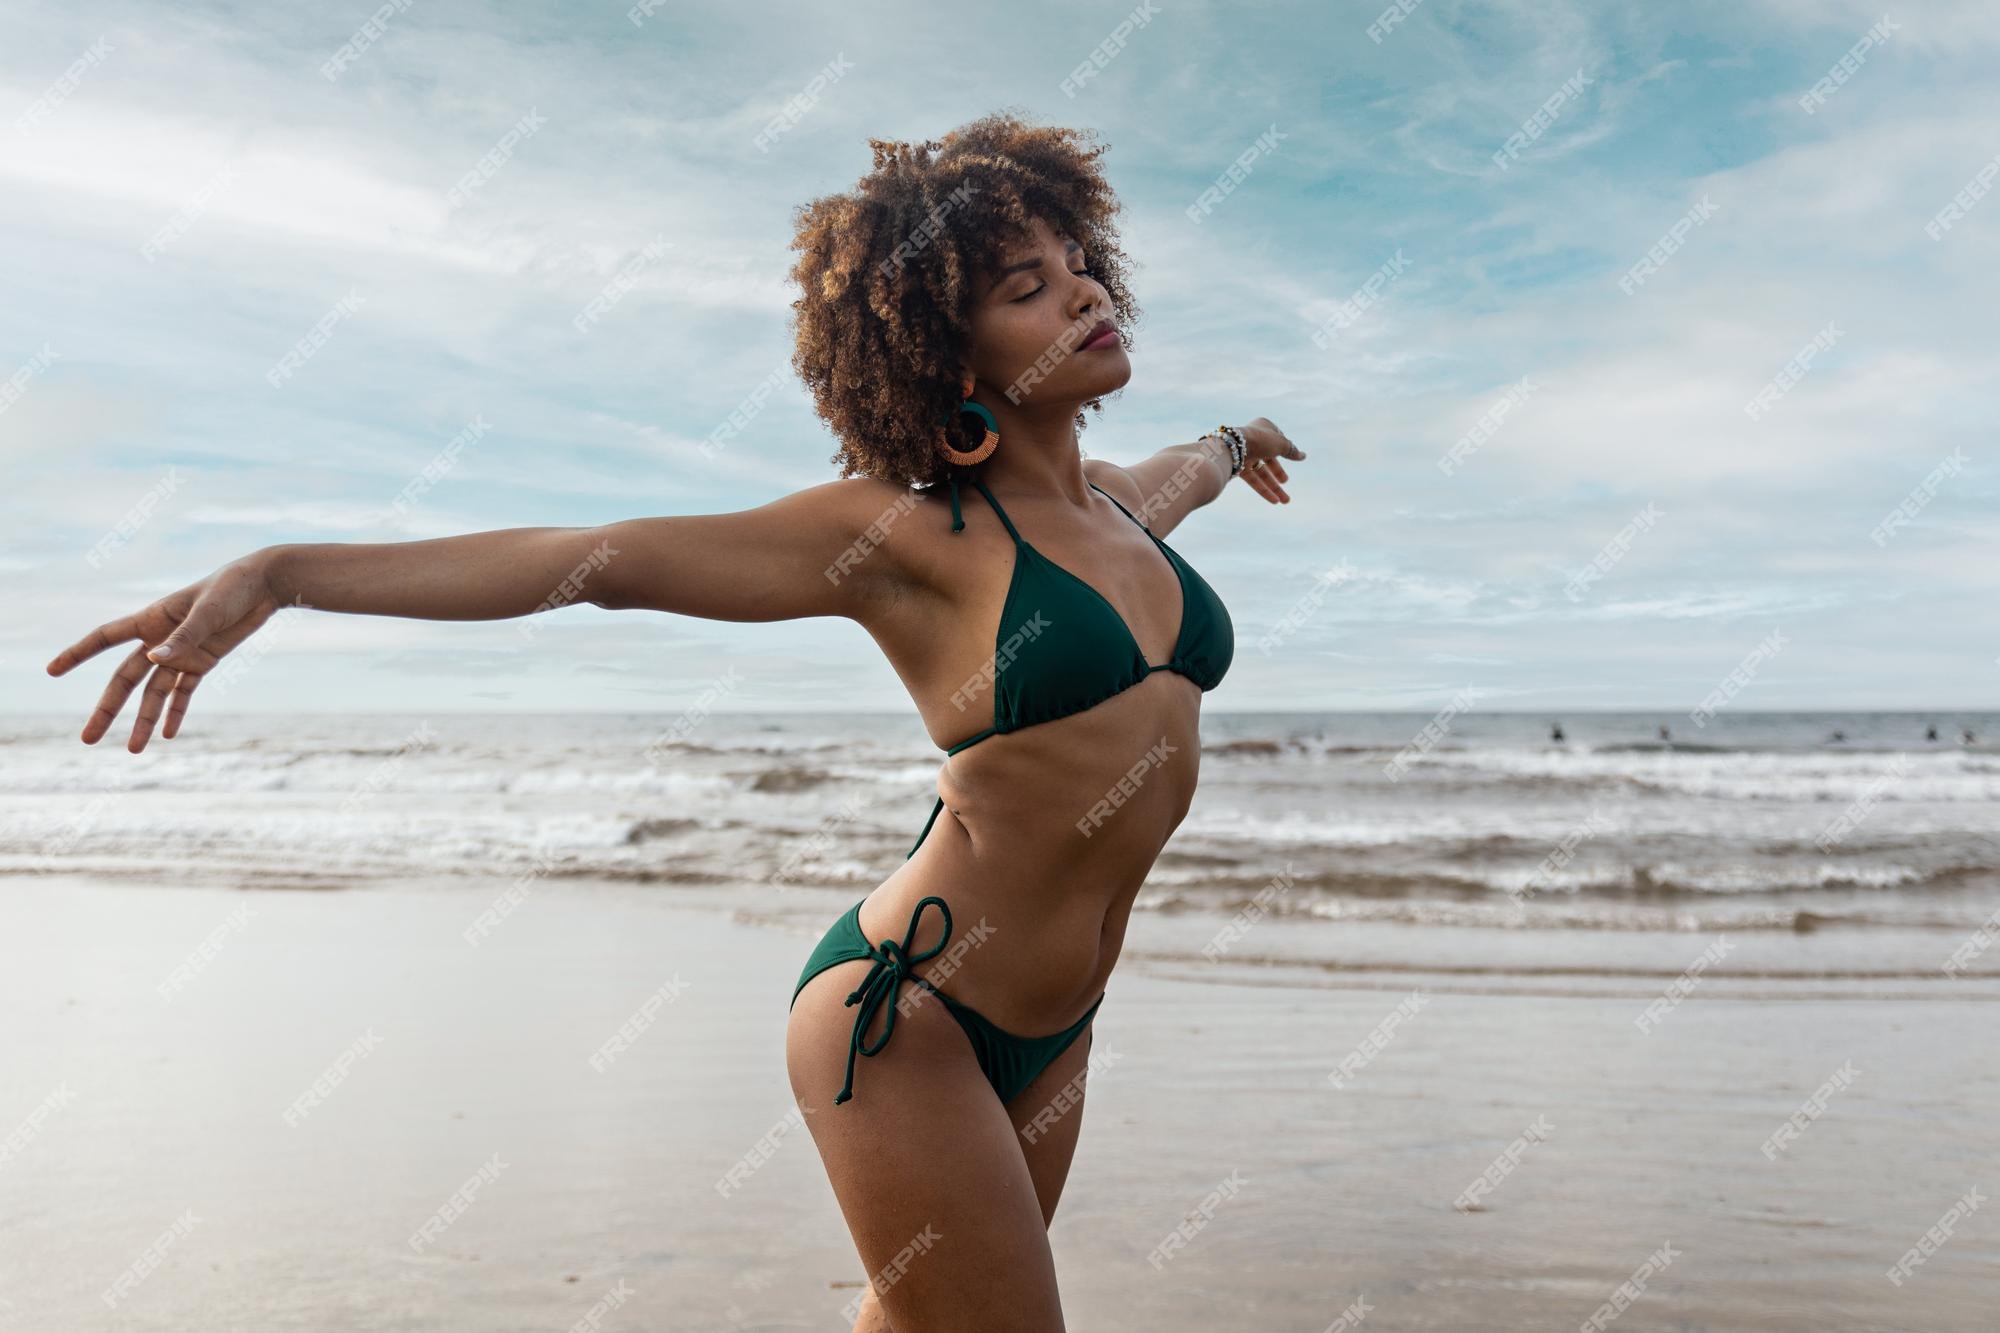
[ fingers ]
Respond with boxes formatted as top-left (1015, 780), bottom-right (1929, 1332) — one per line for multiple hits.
top-left (161, 672), bottom-right (202, 741)
top-left (47, 617), bottom-right (136, 677)
top-left (144, 598), bottom-right (219, 668)
top-left (80, 645), bottom-right (157, 745)
top-left (128, 661), bottom-right (179, 753)
top-left (1243, 465), bottom-right (1290, 504)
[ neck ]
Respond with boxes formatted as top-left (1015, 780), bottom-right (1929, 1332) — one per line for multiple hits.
top-left (967, 393), bottom-right (1091, 506)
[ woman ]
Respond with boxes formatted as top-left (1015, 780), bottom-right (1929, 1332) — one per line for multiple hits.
top-left (46, 111), bottom-right (1306, 1331)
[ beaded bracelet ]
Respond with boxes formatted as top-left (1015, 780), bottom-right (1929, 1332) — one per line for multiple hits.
top-left (1204, 425), bottom-right (1247, 477)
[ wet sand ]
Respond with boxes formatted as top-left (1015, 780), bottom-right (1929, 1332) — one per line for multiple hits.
top-left (3, 876), bottom-right (1995, 1331)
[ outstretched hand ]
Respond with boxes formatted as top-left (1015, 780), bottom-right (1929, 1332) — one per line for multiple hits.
top-left (1235, 417), bottom-right (1306, 505)
top-left (45, 554), bottom-right (296, 753)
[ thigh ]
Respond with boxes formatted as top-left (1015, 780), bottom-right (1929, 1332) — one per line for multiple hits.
top-left (1007, 1024), bottom-right (1094, 1228)
top-left (787, 958), bottom-right (1066, 1332)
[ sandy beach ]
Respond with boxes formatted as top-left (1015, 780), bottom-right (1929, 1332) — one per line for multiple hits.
top-left (4, 872), bottom-right (1994, 1332)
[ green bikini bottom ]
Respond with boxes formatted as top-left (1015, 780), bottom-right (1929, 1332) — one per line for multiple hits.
top-left (790, 894), bottom-right (1104, 1107)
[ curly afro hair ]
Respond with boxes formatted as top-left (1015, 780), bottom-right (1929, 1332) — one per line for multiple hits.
top-left (786, 108), bottom-right (1141, 492)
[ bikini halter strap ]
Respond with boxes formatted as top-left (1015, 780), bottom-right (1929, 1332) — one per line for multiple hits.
top-left (954, 472), bottom-right (1021, 543)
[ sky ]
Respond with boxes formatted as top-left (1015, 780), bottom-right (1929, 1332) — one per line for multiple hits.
top-left (2, 0), bottom-right (1994, 718)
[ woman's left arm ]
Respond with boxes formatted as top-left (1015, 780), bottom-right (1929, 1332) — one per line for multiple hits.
top-left (1089, 419), bottom-right (1307, 539)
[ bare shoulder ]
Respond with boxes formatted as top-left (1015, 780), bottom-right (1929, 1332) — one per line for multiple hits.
top-left (1082, 457), bottom-right (1148, 528)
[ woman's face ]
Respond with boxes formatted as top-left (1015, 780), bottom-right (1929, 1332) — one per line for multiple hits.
top-left (964, 215), bottom-right (1130, 409)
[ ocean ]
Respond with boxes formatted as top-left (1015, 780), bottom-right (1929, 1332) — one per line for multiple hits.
top-left (7, 709), bottom-right (1997, 997)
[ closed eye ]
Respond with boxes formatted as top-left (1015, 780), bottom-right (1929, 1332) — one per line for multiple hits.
top-left (1012, 266), bottom-right (1099, 303)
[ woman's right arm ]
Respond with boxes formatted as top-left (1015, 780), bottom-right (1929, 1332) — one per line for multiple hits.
top-left (47, 476), bottom-right (931, 750)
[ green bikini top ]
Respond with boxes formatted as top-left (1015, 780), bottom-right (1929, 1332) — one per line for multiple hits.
top-left (935, 467), bottom-right (1234, 755)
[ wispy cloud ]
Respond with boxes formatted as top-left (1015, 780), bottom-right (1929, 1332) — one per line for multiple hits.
top-left (4, 0), bottom-right (1992, 715)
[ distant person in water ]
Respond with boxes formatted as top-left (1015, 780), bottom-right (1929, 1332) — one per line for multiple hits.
top-left (1550, 721), bottom-right (1565, 742)
top-left (1927, 724), bottom-right (1939, 742)
top-left (1965, 728), bottom-right (1978, 745)
top-left (1658, 724), bottom-right (1671, 744)
top-left (1829, 729), bottom-right (1846, 743)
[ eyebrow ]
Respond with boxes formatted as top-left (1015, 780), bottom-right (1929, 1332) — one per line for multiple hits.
top-left (989, 238), bottom-right (1082, 292)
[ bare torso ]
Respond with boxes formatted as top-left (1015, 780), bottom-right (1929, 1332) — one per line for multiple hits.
top-left (847, 470), bottom-right (1207, 1035)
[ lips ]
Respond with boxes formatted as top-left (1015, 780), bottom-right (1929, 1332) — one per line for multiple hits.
top-left (1080, 320), bottom-right (1119, 350)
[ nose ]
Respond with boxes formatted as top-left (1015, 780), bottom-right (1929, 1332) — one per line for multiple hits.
top-left (1064, 270), bottom-right (1098, 324)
